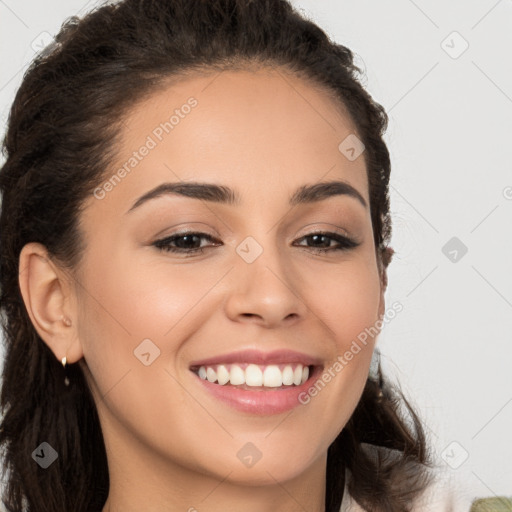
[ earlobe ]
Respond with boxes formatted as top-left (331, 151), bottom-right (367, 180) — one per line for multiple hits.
top-left (18, 242), bottom-right (83, 364)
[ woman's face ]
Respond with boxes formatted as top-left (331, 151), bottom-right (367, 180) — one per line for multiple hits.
top-left (73, 67), bottom-right (385, 487)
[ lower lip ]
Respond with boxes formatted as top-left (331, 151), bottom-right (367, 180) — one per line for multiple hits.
top-left (191, 365), bottom-right (323, 415)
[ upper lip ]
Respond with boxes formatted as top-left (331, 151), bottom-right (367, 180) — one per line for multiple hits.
top-left (189, 349), bottom-right (324, 368)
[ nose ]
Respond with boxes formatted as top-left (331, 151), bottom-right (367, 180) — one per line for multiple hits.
top-left (223, 241), bottom-right (308, 328)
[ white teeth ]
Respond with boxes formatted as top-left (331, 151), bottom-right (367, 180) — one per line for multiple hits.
top-left (206, 367), bottom-right (217, 383)
top-left (293, 365), bottom-right (303, 386)
top-left (217, 364), bottom-right (230, 385)
top-left (282, 365), bottom-right (294, 385)
top-left (245, 364), bottom-right (263, 386)
top-left (195, 363), bottom-right (313, 387)
top-left (263, 365), bottom-right (283, 387)
top-left (229, 365), bottom-right (245, 385)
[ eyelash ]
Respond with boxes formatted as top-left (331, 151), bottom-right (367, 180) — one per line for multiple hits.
top-left (152, 231), bottom-right (360, 256)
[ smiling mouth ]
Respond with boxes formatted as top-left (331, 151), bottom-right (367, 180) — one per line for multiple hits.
top-left (190, 362), bottom-right (319, 390)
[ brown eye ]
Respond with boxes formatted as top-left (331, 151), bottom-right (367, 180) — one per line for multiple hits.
top-left (153, 232), bottom-right (221, 255)
top-left (294, 232), bottom-right (360, 253)
top-left (153, 230), bottom-right (360, 257)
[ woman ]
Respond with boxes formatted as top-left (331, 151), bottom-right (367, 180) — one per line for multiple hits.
top-left (0, 0), bottom-right (483, 510)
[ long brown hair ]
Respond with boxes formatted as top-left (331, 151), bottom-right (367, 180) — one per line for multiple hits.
top-left (0, 1), bottom-right (434, 510)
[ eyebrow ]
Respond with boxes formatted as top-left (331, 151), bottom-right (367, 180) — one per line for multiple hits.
top-left (126, 179), bottom-right (368, 214)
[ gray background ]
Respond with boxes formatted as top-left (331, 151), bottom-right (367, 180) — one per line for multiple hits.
top-left (1, 0), bottom-right (511, 503)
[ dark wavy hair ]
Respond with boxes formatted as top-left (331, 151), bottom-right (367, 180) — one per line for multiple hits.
top-left (0, 1), bottom-right (436, 510)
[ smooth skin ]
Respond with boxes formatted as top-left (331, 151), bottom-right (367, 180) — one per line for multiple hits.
top-left (19, 66), bottom-right (387, 512)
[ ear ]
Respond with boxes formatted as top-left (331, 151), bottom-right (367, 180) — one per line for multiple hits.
top-left (18, 242), bottom-right (84, 365)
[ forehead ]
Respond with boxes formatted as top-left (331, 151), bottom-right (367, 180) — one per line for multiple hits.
top-left (87, 67), bottom-right (369, 215)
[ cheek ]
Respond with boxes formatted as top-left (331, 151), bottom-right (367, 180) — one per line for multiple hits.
top-left (295, 258), bottom-right (381, 412)
top-left (293, 264), bottom-right (379, 449)
top-left (79, 252), bottom-right (204, 332)
top-left (300, 258), bottom-right (382, 345)
top-left (76, 253), bottom-right (221, 376)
